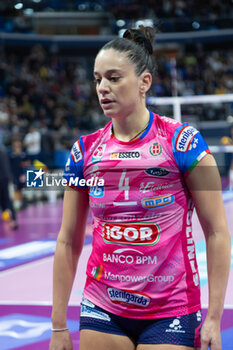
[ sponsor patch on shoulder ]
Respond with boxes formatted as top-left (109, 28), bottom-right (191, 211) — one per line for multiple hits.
top-left (175, 125), bottom-right (198, 152)
top-left (71, 140), bottom-right (83, 163)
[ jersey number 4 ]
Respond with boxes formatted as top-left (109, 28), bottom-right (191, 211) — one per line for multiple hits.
top-left (119, 170), bottom-right (129, 200)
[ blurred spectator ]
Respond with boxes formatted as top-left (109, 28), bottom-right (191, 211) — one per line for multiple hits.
top-left (1, 0), bottom-right (233, 34)
top-left (9, 139), bottom-right (30, 210)
top-left (40, 125), bottom-right (55, 168)
top-left (0, 43), bottom-right (232, 172)
top-left (24, 125), bottom-right (41, 162)
top-left (0, 146), bottom-right (18, 229)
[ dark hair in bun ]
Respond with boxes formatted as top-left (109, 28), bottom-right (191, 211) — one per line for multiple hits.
top-left (99, 25), bottom-right (156, 77)
top-left (123, 26), bottom-right (154, 55)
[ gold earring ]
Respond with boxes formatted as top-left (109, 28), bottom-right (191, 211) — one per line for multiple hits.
top-left (141, 92), bottom-right (145, 98)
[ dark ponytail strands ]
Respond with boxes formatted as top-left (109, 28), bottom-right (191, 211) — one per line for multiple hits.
top-left (100, 25), bottom-right (156, 77)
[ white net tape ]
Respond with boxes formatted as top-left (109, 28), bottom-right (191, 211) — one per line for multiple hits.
top-left (147, 93), bottom-right (233, 154)
top-left (147, 93), bottom-right (233, 123)
top-left (210, 146), bottom-right (233, 153)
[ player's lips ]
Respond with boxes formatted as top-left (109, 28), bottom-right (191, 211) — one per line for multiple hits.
top-left (100, 99), bottom-right (115, 108)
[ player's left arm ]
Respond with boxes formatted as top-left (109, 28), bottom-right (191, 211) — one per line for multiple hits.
top-left (185, 154), bottom-right (231, 350)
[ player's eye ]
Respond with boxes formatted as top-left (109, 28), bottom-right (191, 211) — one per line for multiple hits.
top-left (94, 78), bottom-right (101, 84)
top-left (109, 77), bottom-right (120, 82)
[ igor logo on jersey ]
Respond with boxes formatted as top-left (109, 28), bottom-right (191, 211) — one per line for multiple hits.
top-left (175, 126), bottom-right (198, 152)
top-left (142, 194), bottom-right (174, 209)
top-left (71, 141), bottom-right (83, 163)
top-left (92, 144), bottom-right (106, 163)
top-left (102, 222), bottom-right (160, 246)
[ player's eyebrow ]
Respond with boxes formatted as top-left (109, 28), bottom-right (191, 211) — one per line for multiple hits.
top-left (94, 69), bottom-right (123, 76)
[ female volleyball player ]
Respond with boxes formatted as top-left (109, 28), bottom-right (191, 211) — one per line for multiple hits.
top-left (49, 26), bottom-right (231, 350)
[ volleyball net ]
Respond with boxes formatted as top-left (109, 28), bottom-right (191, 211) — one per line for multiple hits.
top-left (147, 93), bottom-right (233, 190)
top-left (147, 93), bottom-right (233, 151)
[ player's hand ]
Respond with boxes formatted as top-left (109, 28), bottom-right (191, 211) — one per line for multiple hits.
top-left (49, 330), bottom-right (73, 350)
top-left (200, 317), bottom-right (222, 350)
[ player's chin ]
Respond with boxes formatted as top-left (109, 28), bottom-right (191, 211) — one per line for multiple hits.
top-left (101, 108), bottom-right (119, 118)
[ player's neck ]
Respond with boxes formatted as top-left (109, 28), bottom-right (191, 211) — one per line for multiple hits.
top-left (112, 108), bottom-right (150, 142)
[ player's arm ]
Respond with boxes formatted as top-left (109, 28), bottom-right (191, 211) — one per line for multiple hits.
top-left (185, 154), bottom-right (231, 350)
top-left (50, 187), bottom-right (89, 349)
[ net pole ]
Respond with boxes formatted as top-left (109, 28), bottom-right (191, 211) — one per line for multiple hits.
top-left (173, 97), bottom-right (182, 123)
top-left (170, 55), bottom-right (178, 97)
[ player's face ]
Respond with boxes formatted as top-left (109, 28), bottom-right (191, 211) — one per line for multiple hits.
top-left (94, 49), bottom-right (142, 118)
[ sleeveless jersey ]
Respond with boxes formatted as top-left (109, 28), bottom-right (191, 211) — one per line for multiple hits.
top-left (63, 111), bottom-right (210, 319)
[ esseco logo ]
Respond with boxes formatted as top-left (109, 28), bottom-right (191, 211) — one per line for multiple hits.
top-left (110, 151), bottom-right (141, 160)
top-left (102, 222), bottom-right (160, 246)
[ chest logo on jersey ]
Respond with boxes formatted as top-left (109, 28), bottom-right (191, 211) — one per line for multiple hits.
top-left (92, 144), bottom-right (106, 163)
top-left (71, 140), bottom-right (83, 163)
top-left (145, 167), bottom-right (170, 177)
top-left (149, 142), bottom-right (162, 156)
top-left (102, 222), bottom-right (160, 246)
top-left (110, 151), bottom-right (141, 160)
top-left (89, 185), bottom-right (104, 198)
top-left (141, 195), bottom-right (174, 209)
top-left (175, 125), bottom-right (198, 152)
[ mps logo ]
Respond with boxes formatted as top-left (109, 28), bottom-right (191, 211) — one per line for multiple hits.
top-left (175, 125), bottom-right (198, 152)
top-left (71, 141), bottom-right (83, 163)
top-left (102, 222), bottom-right (160, 246)
top-left (92, 144), bottom-right (106, 163)
top-left (141, 194), bottom-right (174, 209)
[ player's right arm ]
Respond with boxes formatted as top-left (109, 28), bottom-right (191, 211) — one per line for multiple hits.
top-left (49, 187), bottom-right (89, 350)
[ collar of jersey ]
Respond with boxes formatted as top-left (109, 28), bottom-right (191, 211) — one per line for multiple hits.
top-left (110, 110), bottom-right (153, 145)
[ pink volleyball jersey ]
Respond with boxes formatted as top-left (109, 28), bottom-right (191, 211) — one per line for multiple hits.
top-left (63, 111), bottom-right (210, 319)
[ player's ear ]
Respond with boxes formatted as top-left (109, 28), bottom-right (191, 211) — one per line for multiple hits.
top-left (139, 72), bottom-right (152, 94)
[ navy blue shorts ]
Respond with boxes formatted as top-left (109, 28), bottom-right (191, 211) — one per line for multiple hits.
top-left (79, 297), bottom-right (202, 347)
